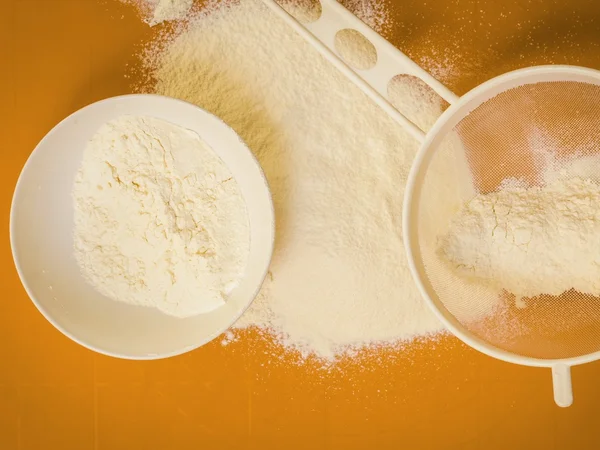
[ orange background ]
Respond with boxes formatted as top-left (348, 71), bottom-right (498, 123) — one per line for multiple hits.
top-left (1, 0), bottom-right (600, 448)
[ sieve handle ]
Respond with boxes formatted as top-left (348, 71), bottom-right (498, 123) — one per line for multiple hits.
top-left (551, 364), bottom-right (573, 407)
top-left (260, 0), bottom-right (459, 143)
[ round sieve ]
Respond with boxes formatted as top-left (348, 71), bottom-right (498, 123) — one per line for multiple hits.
top-left (404, 65), bottom-right (600, 408)
top-left (263, 0), bottom-right (600, 407)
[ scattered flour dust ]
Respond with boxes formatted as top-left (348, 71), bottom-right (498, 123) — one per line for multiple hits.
top-left (122, 0), bottom-right (193, 26)
top-left (127, 0), bottom-right (391, 32)
top-left (340, 0), bottom-right (391, 35)
top-left (138, 0), bottom-right (449, 361)
top-left (73, 115), bottom-right (250, 318)
top-left (149, 0), bottom-right (194, 25)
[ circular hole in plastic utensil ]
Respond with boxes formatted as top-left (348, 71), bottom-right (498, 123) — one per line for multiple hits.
top-left (334, 29), bottom-right (378, 70)
top-left (277, 0), bottom-right (322, 23)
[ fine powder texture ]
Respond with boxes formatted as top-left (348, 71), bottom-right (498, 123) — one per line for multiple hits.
top-left (73, 115), bottom-right (250, 318)
top-left (141, 0), bottom-right (445, 358)
top-left (130, 0), bottom-right (389, 30)
top-left (149, 0), bottom-right (194, 26)
top-left (123, 0), bottom-right (193, 26)
top-left (439, 177), bottom-right (600, 299)
top-left (341, 0), bottom-right (391, 34)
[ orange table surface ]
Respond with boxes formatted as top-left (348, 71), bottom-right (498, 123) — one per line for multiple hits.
top-left (1, 0), bottom-right (600, 449)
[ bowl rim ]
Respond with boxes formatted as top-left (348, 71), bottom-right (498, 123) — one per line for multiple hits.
top-left (10, 93), bottom-right (275, 360)
top-left (402, 65), bottom-right (600, 368)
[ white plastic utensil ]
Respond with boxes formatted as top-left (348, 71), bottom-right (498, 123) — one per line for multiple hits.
top-left (264, 0), bottom-right (600, 407)
top-left (261, 0), bottom-right (458, 141)
top-left (11, 94), bottom-right (275, 359)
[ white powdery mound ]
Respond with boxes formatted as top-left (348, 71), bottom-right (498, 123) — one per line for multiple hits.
top-left (439, 177), bottom-right (600, 299)
top-left (73, 115), bottom-right (249, 318)
top-left (141, 0), bottom-right (447, 359)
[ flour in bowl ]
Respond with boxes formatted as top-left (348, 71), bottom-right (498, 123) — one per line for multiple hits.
top-left (73, 115), bottom-right (250, 318)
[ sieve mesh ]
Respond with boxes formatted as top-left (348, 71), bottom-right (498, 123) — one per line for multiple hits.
top-left (416, 80), bottom-right (600, 360)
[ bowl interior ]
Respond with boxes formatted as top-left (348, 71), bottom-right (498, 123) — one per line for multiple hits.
top-left (10, 95), bottom-right (274, 359)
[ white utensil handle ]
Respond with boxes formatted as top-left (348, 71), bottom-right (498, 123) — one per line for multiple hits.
top-left (261, 0), bottom-right (459, 143)
top-left (552, 364), bottom-right (573, 407)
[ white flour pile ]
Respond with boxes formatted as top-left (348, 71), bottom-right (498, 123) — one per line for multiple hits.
top-left (440, 171), bottom-right (600, 300)
top-left (138, 0), bottom-right (447, 359)
top-left (73, 115), bottom-right (250, 318)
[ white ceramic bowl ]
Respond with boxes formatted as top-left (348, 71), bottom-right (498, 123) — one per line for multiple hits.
top-left (10, 94), bottom-right (274, 359)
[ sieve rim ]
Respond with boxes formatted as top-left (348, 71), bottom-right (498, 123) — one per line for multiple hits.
top-left (403, 64), bottom-right (600, 368)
